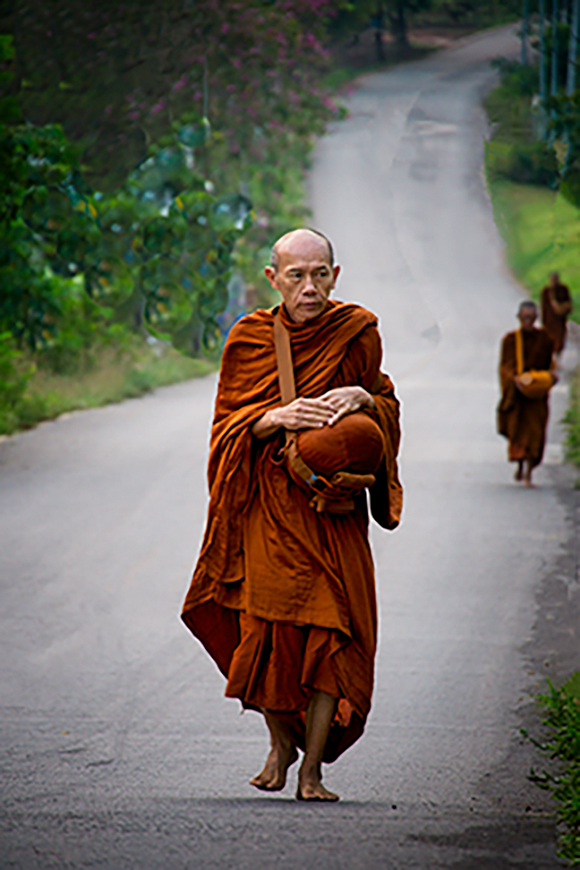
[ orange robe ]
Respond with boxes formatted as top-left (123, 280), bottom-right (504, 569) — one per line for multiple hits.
top-left (181, 300), bottom-right (402, 762)
top-left (497, 327), bottom-right (554, 468)
top-left (541, 283), bottom-right (572, 353)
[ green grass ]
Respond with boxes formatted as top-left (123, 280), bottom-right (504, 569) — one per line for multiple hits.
top-left (0, 343), bottom-right (215, 437)
top-left (486, 173), bottom-right (580, 316)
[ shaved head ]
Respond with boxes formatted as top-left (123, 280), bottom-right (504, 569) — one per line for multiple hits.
top-left (518, 300), bottom-right (538, 316)
top-left (518, 300), bottom-right (538, 332)
top-left (271, 228), bottom-right (334, 273)
top-left (264, 227), bottom-right (340, 323)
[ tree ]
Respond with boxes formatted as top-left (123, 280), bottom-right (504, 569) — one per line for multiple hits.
top-left (9, 0), bottom-right (335, 189)
top-left (0, 3), bottom-right (343, 359)
top-left (521, 0), bottom-right (530, 65)
top-left (540, 0), bottom-right (548, 100)
top-left (552, 0), bottom-right (560, 96)
top-left (567, 0), bottom-right (580, 94)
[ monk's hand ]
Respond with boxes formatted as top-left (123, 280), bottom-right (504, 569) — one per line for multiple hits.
top-left (252, 397), bottom-right (335, 439)
top-left (319, 386), bottom-right (375, 427)
top-left (515, 373), bottom-right (533, 391)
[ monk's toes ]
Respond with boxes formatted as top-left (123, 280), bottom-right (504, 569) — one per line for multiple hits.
top-left (250, 771), bottom-right (286, 792)
top-left (296, 783), bottom-right (340, 802)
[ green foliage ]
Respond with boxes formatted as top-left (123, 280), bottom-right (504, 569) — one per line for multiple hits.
top-left (485, 60), bottom-right (559, 188)
top-left (548, 93), bottom-right (580, 210)
top-left (525, 675), bottom-right (580, 865)
top-left (0, 115), bottom-right (250, 358)
top-left (485, 60), bottom-right (539, 145)
top-left (0, 333), bottom-right (32, 434)
top-left (486, 140), bottom-right (558, 186)
top-left (10, 0), bottom-right (336, 189)
top-left (0, 1), bottom-right (341, 434)
top-left (485, 176), bottom-right (580, 317)
top-left (565, 368), bottom-right (580, 468)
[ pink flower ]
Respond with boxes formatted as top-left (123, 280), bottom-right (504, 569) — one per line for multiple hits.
top-left (172, 77), bottom-right (187, 93)
top-left (150, 100), bottom-right (167, 116)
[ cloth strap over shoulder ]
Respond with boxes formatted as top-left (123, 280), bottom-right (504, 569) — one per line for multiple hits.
top-left (273, 310), bottom-right (376, 513)
top-left (274, 312), bottom-right (297, 405)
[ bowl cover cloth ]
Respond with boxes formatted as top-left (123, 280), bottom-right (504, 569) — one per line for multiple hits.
top-left (297, 411), bottom-right (385, 479)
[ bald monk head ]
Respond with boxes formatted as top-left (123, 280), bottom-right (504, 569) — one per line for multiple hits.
top-left (549, 271), bottom-right (560, 287)
top-left (518, 300), bottom-right (538, 332)
top-left (264, 228), bottom-right (341, 323)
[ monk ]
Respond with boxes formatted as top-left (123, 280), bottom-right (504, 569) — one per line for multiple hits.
top-left (497, 300), bottom-right (555, 487)
top-left (181, 228), bottom-right (402, 802)
top-left (541, 272), bottom-right (572, 354)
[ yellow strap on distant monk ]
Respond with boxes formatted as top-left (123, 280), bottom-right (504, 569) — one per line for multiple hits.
top-left (515, 328), bottom-right (524, 376)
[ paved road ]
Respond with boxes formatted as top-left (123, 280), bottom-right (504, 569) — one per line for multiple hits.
top-left (1, 25), bottom-right (577, 869)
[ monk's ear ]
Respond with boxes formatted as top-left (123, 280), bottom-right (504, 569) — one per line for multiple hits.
top-left (264, 266), bottom-right (279, 290)
top-left (332, 264), bottom-right (341, 285)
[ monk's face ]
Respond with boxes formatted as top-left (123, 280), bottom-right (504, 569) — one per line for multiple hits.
top-left (264, 233), bottom-right (340, 323)
top-left (518, 307), bottom-right (537, 331)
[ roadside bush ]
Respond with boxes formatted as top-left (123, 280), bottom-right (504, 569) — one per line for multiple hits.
top-left (526, 674), bottom-right (580, 865)
top-left (486, 140), bottom-right (558, 186)
top-left (565, 368), bottom-right (580, 468)
top-left (0, 333), bottom-right (32, 435)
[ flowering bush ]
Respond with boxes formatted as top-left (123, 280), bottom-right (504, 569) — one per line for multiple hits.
top-left (1, 2), bottom-right (340, 363)
top-left (12, 0), bottom-right (337, 188)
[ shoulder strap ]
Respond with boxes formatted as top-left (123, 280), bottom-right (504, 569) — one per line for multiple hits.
top-left (274, 311), bottom-right (296, 406)
top-left (515, 328), bottom-right (524, 376)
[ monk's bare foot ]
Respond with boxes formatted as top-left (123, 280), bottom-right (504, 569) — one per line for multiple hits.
top-left (250, 744), bottom-right (298, 792)
top-left (297, 764), bottom-right (339, 802)
top-left (514, 462), bottom-right (523, 482)
top-left (523, 462), bottom-right (534, 488)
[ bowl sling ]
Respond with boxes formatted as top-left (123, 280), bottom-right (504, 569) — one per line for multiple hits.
top-left (273, 310), bottom-right (383, 514)
top-left (515, 328), bottom-right (553, 400)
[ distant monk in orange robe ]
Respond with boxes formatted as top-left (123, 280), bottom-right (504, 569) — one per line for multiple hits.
top-left (181, 228), bottom-right (402, 801)
top-left (498, 301), bottom-right (555, 487)
top-left (541, 272), bottom-right (572, 354)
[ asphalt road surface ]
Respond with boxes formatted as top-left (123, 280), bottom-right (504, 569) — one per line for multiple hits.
top-left (2, 25), bottom-right (579, 870)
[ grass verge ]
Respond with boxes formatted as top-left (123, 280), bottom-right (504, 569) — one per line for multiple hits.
top-left (0, 342), bottom-right (215, 437)
top-left (485, 172), bottom-right (580, 315)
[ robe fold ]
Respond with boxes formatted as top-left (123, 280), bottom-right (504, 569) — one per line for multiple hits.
top-left (541, 282), bottom-right (572, 353)
top-left (497, 327), bottom-right (554, 467)
top-left (181, 300), bottom-right (402, 762)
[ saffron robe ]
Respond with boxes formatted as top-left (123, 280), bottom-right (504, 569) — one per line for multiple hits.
top-left (181, 300), bottom-right (402, 762)
top-left (541, 282), bottom-right (572, 353)
top-left (497, 327), bottom-right (554, 468)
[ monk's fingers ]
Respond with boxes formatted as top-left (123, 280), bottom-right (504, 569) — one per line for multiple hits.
top-left (300, 397), bottom-right (335, 412)
top-left (278, 401), bottom-right (334, 430)
top-left (321, 387), bottom-right (367, 412)
top-left (327, 406), bottom-right (353, 426)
